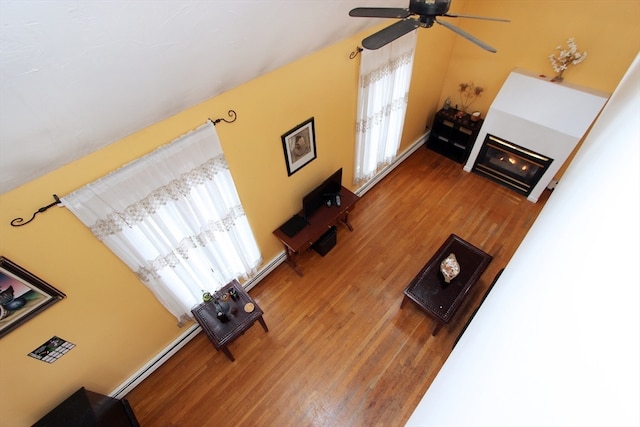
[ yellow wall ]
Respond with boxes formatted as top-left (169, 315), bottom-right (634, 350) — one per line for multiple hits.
top-left (440, 0), bottom-right (640, 113)
top-left (438, 0), bottom-right (640, 177)
top-left (0, 1), bottom-right (638, 425)
top-left (0, 22), bottom-right (453, 425)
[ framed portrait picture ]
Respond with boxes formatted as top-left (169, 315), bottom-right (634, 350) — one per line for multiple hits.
top-left (0, 256), bottom-right (65, 339)
top-left (281, 117), bottom-right (317, 176)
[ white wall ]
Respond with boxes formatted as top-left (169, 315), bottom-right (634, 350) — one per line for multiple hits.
top-left (464, 69), bottom-right (609, 202)
top-left (406, 54), bottom-right (640, 426)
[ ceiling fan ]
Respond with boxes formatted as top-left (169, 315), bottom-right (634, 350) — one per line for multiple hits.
top-left (349, 0), bottom-right (509, 52)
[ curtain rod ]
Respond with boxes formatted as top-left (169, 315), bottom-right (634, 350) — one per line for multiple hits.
top-left (208, 110), bottom-right (237, 125)
top-left (11, 111), bottom-right (238, 227)
top-left (10, 195), bottom-right (61, 227)
top-left (349, 46), bottom-right (363, 59)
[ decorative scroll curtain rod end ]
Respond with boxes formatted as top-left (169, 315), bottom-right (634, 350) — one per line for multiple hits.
top-left (209, 110), bottom-right (237, 126)
top-left (10, 194), bottom-right (61, 227)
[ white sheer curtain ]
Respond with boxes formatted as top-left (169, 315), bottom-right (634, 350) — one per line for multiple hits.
top-left (354, 31), bottom-right (417, 185)
top-left (62, 122), bottom-right (262, 325)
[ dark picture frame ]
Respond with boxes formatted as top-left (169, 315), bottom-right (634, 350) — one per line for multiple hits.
top-left (281, 117), bottom-right (317, 176)
top-left (0, 256), bottom-right (65, 339)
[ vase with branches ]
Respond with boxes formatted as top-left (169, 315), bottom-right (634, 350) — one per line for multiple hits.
top-left (458, 82), bottom-right (483, 113)
top-left (549, 37), bottom-right (587, 82)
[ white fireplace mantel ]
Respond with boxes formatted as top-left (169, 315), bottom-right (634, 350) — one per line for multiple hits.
top-left (463, 68), bottom-right (609, 202)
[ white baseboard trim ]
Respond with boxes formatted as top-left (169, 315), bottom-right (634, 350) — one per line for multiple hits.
top-left (109, 253), bottom-right (286, 399)
top-left (355, 131), bottom-right (429, 196)
top-left (111, 131), bottom-right (429, 398)
top-left (244, 252), bottom-right (287, 292)
top-left (110, 323), bottom-right (201, 399)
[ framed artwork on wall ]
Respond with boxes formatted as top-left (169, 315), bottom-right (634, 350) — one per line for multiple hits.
top-left (281, 117), bottom-right (317, 176)
top-left (0, 256), bottom-right (66, 339)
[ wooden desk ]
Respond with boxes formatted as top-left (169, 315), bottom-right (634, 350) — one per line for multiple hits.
top-left (273, 186), bottom-right (359, 276)
top-left (401, 234), bottom-right (492, 336)
top-left (191, 280), bottom-right (268, 361)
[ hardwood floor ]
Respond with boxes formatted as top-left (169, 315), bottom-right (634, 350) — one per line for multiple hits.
top-left (126, 147), bottom-right (550, 426)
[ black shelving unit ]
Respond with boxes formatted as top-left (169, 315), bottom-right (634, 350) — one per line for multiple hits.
top-left (32, 387), bottom-right (139, 427)
top-left (426, 108), bottom-right (483, 164)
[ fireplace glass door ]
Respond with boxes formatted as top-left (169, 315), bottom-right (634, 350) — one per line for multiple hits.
top-left (472, 134), bottom-right (553, 196)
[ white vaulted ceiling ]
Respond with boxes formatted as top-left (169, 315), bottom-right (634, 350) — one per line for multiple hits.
top-left (0, 0), bottom-right (406, 194)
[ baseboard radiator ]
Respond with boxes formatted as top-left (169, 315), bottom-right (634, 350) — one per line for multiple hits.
top-left (109, 252), bottom-right (286, 399)
top-left (110, 131), bottom-right (429, 399)
top-left (355, 131), bottom-right (428, 197)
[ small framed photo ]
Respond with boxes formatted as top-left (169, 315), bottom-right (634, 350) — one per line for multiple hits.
top-left (281, 117), bottom-right (317, 176)
top-left (0, 257), bottom-right (66, 339)
top-left (28, 336), bottom-right (76, 363)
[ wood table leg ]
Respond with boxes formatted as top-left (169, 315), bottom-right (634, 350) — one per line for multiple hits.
top-left (257, 316), bottom-right (269, 332)
top-left (341, 212), bottom-right (354, 231)
top-left (400, 295), bottom-right (408, 309)
top-left (220, 346), bottom-right (235, 362)
top-left (432, 322), bottom-right (444, 336)
top-left (283, 246), bottom-right (304, 277)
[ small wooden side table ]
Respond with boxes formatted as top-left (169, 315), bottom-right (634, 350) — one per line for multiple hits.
top-left (191, 279), bottom-right (268, 361)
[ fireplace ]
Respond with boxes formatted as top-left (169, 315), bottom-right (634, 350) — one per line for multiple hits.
top-left (472, 134), bottom-right (553, 197)
top-left (463, 68), bottom-right (609, 202)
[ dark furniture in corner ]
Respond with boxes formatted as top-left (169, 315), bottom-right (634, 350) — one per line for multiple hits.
top-left (426, 108), bottom-right (484, 163)
top-left (32, 387), bottom-right (139, 427)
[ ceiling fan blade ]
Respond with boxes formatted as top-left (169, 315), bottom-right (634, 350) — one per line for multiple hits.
top-left (443, 13), bottom-right (510, 23)
top-left (435, 18), bottom-right (497, 53)
top-left (362, 19), bottom-right (421, 50)
top-left (349, 7), bottom-right (411, 18)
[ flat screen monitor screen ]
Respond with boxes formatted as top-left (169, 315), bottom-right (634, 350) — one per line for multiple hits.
top-left (302, 168), bottom-right (342, 219)
top-left (323, 167), bottom-right (342, 195)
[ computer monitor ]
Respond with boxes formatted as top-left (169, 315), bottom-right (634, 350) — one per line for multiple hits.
top-left (302, 168), bottom-right (342, 219)
top-left (323, 167), bottom-right (342, 195)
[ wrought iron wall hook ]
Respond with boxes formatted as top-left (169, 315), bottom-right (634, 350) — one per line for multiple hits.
top-left (209, 110), bottom-right (237, 126)
top-left (349, 46), bottom-right (363, 59)
top-left (10, 195), bottom-right (61, 227)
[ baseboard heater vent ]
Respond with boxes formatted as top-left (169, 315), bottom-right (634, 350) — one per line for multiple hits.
top-left (355, 131), bottom-right (429, 197)
top-left (110, 253), bottom-right (286, 399)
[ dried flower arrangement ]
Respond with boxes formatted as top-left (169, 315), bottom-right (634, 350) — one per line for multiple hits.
top-left (458, 82), bottom-right (483, 113)
top-left (548, 37), bottom-right (587, 82)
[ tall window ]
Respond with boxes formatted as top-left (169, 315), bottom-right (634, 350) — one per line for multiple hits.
top-left (354, 31), bottom-right (417, 185)
top-left (62, 122), bottom-right (261, 324)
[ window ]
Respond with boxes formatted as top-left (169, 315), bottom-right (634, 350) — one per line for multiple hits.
top-left (354, 31), bottom-right (417, 185)
top-left (62, 123), bottom-right (261, 324)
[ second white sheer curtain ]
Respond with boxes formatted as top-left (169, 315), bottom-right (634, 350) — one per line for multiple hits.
top-left (354, 31), bottom-right (417, 185)
top-left (62, 123), bottom-right (262, 324)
